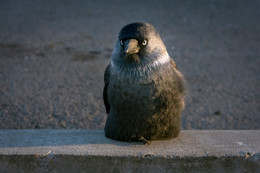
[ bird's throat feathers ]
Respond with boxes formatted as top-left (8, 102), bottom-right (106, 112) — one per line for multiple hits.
top-left (111, 52), bottom-right (171, 77)
top-left (125, 54), bottom-right (141, 64)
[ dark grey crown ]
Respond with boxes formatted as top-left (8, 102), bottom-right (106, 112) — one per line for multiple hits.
top-left (119, 22), bottom-right (160, 41)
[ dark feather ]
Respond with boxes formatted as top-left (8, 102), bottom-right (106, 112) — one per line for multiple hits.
top-left (103, 64), bottom-right (111, 114)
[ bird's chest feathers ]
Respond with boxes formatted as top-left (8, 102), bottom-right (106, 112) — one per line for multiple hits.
top-left (108, 63), bottom-right (176, 112)
top-left (109, 62), bottom-right (174, 95)
top-left (111, 63), bottom-right (166, 84)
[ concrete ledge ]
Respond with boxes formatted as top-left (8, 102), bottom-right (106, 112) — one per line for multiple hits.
top-left (0, 130), bottom-right (259, 173)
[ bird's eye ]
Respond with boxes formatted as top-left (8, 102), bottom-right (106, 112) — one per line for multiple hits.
top-left (120, 40), bottom-right (124, 46)
top-left (142, 40), bottom-right (147, 46)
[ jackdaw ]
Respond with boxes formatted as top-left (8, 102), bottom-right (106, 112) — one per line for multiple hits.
top-left (103, 22), bottom-right (186, 144)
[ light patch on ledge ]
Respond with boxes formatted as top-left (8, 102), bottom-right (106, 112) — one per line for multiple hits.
top-left (233, 142), bottom-right (247, 146)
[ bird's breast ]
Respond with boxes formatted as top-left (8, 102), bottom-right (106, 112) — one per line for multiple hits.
top-left (108, 63), bottom-right (180, 116)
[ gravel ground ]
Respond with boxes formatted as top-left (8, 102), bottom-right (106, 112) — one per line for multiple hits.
top-left (0, 0), bottom-right (259, 129)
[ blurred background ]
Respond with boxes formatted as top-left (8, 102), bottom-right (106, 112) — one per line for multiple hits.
top-left (0, 0), bottom-right (259, 129)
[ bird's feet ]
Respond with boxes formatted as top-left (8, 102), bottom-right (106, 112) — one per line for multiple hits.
top-left (129, 136), bottom-right (151, 145)
top-left (138, 136), bottom-right (151, 145)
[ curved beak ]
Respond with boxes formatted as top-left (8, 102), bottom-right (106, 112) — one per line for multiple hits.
top-left (124, 39), bottom-right (140, 54)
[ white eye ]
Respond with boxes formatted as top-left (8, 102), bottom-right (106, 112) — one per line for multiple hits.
top-left (142, 40), bottom-right (147, 46)
top-left (120, 40), bottom-right (124, 46)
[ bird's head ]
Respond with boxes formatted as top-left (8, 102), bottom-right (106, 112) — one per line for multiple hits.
top-left (111, 23), bottom-right (169, 68)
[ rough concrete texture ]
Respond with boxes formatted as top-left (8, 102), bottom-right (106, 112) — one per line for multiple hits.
top-left (0, 0), bottom-right (259, 130)
top-left (0, 130), bottom-right (259, 172)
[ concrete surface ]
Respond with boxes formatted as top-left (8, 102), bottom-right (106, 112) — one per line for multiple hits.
top-left (0, 130), bottom-right (259, 173)
top-left (0, 0), bottom-right (260, 130)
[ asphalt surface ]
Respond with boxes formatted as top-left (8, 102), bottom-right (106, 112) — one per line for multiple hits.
top-left (0, 0), bottom-right (259, 129)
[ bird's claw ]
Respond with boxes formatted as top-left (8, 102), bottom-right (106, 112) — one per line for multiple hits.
top-left (129, 136), bottom-right (151, 145)
top-left (138, 136), bottom-right (151, 145)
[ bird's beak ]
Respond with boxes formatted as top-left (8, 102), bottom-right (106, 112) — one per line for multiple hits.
top-left (124, 39), bottom-right (140, 54)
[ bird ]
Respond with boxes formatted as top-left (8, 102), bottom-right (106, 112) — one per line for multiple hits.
top-left (103, 22), bottom-right (185, 144)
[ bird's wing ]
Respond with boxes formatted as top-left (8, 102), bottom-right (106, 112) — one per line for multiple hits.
top-left (170, 57), bottom-right (186, 109)
top-left (170, 58), bottom-right (177, 69)
top-left (103, 63), bottom-right (111, 114)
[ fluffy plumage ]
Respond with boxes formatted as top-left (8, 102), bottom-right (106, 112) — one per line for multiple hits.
top-left (103, 23), bottom-right (185, 143)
